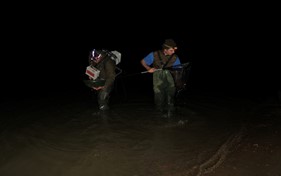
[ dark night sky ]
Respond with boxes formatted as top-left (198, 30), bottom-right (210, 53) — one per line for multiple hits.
top-left (1, 5), bottom-right (279, 102)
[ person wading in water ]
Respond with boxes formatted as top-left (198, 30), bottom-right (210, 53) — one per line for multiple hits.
top-left (140, 39), bottom-right (182, 118)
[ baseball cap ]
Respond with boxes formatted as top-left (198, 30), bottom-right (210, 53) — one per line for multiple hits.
top-left (163, 39), bottom-right (178, 50)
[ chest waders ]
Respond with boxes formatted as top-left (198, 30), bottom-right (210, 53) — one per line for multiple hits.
top-left (153, 70), bottom-right (176, 113)
top-left (153, 51), bottom-right (176, 114)
top-left (95, 57), bottom-right (115, 111)
top-left (98, 91), bottom-right (111, 110)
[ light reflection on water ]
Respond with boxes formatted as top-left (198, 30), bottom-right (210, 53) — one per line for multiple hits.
top-left (0, 93), bottom-right (247, 176)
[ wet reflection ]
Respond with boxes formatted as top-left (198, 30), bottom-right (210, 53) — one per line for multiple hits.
top-left (0, 91), bottom-right (268, 176)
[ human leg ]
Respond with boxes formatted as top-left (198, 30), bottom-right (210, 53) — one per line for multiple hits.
top-left (153, 72), bottom-right (166, 112)
top-left (97, 87), bottom-right (113, 110)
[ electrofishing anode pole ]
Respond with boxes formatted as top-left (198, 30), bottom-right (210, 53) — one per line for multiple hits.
top-left (121, 62), bottom-right (191, 77)
top-left (141, 69), bottom-right (162, 74)
top-left (141, 62), bottom-right (191, 73)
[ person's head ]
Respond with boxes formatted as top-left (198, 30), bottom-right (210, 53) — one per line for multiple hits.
top-left (162, 39), bottom-right (177, 56)
top-left (90, 49), bottom-right (103, 63)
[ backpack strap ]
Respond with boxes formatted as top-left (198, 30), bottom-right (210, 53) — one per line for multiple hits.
top-left (157, 51), bottom-right (175, 69)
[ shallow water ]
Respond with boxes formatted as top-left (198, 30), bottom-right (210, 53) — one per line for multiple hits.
top-left (0, 90), bottom-right (270, 176)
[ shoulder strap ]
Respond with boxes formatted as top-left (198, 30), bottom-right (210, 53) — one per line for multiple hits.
top-left (156, 51), bottom-right (165, 67)
top-left (162, 53), bottom-right (175, 69)
top-left (156, 51), bottom-right (174, 68)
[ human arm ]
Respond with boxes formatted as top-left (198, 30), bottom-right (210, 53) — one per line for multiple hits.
top-left (172, 56), bottom-right (181, 67)
top-left (140, 59), bottom-right (156, 73)
top-left (140, 52), bottom-right (157, 73)
top-left (101, 59), bottom-right (116, 90)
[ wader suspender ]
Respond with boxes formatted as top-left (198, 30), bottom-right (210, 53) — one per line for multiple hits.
top-left (157, 51), bottom-right (174, 69)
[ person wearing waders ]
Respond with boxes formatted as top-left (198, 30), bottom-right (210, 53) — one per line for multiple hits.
top-left (140, 39), bottom-right (181, 118)
top-left (87, 49), bottom-right (116, 111)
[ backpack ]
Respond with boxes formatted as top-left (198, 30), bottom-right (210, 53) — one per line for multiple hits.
top-left (85, 50), bottom-right (122, 80)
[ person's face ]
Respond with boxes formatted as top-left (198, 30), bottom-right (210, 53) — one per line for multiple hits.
top-left (92, 50), bottom-right (102, 63)
top-left (93, 55), bottom-right (102, 63)
top-left (164, 48), bottom-right (176, 56)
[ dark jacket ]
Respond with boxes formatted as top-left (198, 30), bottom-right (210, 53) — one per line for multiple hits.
top-left (89, 54), bottom-right (116, 90)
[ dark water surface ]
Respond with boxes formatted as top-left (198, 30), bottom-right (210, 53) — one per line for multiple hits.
top-left (0, 90), bottom-right (278, 176)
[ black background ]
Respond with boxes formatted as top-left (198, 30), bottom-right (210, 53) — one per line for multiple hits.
top-left (1, 4), bottom-right (279, 102)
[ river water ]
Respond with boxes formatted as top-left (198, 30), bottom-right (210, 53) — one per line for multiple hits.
top-left (0, 90), bottom-right (262, 176)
